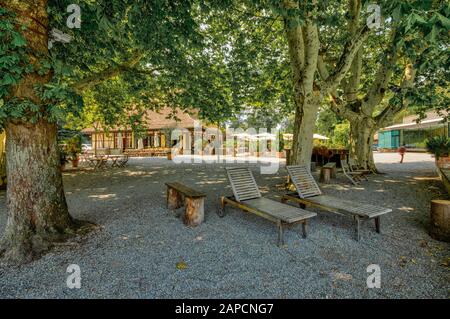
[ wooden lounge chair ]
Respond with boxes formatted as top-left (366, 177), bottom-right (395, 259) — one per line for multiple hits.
top-left (348, 158), bottom-right (374, 175)
top-left (281, 165), bottom-right (392, 241)
top-left (218, 167), bottom-right (317, 246)
top-left (340, 160), bottom-right (366, 185)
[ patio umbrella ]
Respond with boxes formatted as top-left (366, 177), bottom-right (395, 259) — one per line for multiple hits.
top-left (282, 133), bottom-right (329, 140)
top-left (313, 133), bottom-right (329, 140)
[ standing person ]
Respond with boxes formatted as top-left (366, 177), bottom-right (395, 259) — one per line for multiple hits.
top-left (398, 143), bottom-right (406, 163)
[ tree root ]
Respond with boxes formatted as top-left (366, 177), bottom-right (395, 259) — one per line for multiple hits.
top-left (0, 219), bottom-right (98, 265)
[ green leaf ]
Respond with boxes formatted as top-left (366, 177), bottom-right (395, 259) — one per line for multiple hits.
top-left (436, 13), bottom-right (450, 29)
top-left (425, 26), bottom-right (438, 43)
top-left (1, 74), bottom-right (16, 86)
top-left (12, 33), bottom-right (26, 47)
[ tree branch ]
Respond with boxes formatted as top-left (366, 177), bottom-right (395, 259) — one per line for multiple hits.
top-left (317, 55), bottom-right (360, 120)
top-left (361, 29), bottom-right (399, 111)
top-left (342, 0), bottom-right (363, 102)
top-left (71, 52), bottom-right (144, 93)
top-left (374, 63), bottom-right (416, 127)
top-left (320, 25), bottom-right (370, 96)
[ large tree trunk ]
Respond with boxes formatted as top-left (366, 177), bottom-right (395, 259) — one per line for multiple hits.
top-left (283, 3), bottom-right (320, 169)
top-left (0, 120), bottom-right (86, 263)
top-left (349, 118), bottom-right (377, 171)
top-left (290, 98), bottom-right (320, 167)
top-left (0, 0), bottom-right (93, 264)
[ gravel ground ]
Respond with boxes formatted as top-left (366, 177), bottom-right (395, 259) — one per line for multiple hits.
top-left (0, 152), bottom-right (449, 298)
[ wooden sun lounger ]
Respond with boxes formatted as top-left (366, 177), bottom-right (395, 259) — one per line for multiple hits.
top-left (218, 167), bottom-right (316, 246)
top-left (281, 165), bottom-right (392, 241)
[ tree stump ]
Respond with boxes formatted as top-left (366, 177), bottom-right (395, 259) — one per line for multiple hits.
top-left (330, 166), bottom-right (336, 179)
top-left (430, 200), bottom-right (450, 242)
top-left (167, 187), bottom-right (183, 209)
top-left (320, 167), bottom-right (332, 183)
top-left (183, 197), bottom-right (205, 226)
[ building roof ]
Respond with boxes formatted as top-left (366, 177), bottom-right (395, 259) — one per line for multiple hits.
top-left (82, 107), bottom-right (206, 133)
top-left (382, 118), bottom-right (446, 131)
top-left (380, 110), bottom-right (448, 132)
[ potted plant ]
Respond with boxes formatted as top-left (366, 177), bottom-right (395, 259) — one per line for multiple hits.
top-left (426, 136), bottom-right (450, 169)
top-left (65, 136), bottom-right (82, 168)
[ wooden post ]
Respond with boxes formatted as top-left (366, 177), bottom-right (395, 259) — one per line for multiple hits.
top-left (301, 221), bottom-right (307, 238)
top-left (320, 168), bottom-right (331, 183)
top-left (183, 197), bottom-right (204, 226)
top-left (374, 216), bottom-right (381, 233)
top-left (430, 200), bottom-right (450, 242)
top-left (354, 216), bottom-right (361, 241)
top-left (167, 187), bottom-right (183, 209)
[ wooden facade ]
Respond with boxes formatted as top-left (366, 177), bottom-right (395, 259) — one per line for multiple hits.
top-left (82, 108), bottom-right (206, 153)
top-left (90, 129), bottom-right (184, 151)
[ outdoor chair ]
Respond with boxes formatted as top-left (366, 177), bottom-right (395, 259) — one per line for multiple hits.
top-left (117, 154), bottom-right (129, 167)
top-left (348, 158), bottom-right (374, 175)
top-left (281, 165), bottom-right (392, 241)
top-left (340, 160), bottom-right (367, 185)
top-left (218, 167), bottom-right (316, 246)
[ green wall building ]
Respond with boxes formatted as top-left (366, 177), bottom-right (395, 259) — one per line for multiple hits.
top-left (377, 111), bottom-right (448, 151)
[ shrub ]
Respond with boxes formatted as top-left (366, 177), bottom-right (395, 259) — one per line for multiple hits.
top-left (331, 122), bottom-right (350, 148)
top-left (64, 136), bottom-right (82, 160)
top-left (426, 136), bottom-right (450, 159)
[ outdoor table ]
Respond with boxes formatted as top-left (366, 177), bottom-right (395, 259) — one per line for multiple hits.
top-left (87, 156), bottom-right (108, 170)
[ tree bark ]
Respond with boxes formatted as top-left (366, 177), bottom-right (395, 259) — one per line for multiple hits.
top-left (0, 0), bottom-right (94, 264)
top-left (349, 118), bottom-right (376, 171)
top-left (283, 1), bottom-right (320, 168)
top-left (0, 120), bottom-right (87, 263)
top-left (290, 98), bottom-right (320, 167)
top-left (430, 200), bottom-right (450, 242)
top-left (183, 197), bottom-right (204, 227)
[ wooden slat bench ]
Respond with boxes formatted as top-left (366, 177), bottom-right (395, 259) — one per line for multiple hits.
top-left (320, 162), bottom-right (336, 183)
top-left (165, 182), bottom-right (206, 226)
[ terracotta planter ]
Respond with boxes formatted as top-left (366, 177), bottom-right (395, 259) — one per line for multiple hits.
top-left (276, 151), bottom-right (285, 158)
top-left (436, 156), bottom-right (450, 169)
top-left (71, 158), bottom-right (79, 168)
